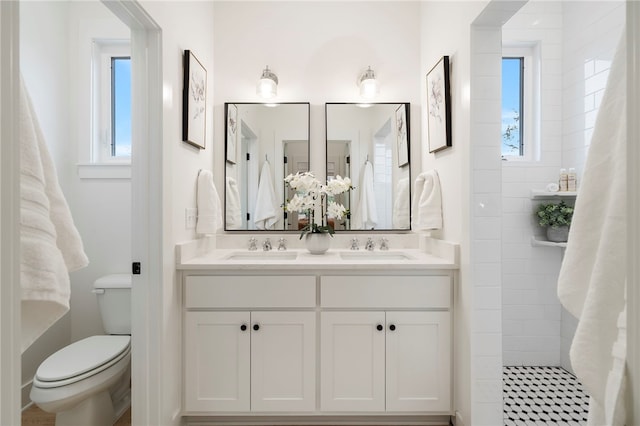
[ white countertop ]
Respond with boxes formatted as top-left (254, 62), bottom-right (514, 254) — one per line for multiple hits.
top-left (177, 248), bottom-right (457, 271)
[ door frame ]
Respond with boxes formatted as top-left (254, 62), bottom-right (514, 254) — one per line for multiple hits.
top-left (100, 2), bottom-right (163, 425)
top-left (0, 1), bottom-right (21, 425)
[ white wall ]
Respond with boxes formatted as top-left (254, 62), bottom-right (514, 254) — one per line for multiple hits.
top-left (421, 2), bottom-right (490, 425)
top-left (212, 1), bottom-right (421, 210)
top-left (64, 2), bottom-right (132, 343)
top-left (501, 0), bottom-right (565, 367)
top-left (139, 1), bottom-right (216, 423)
top-left (559, 0), bottom-right (624, 372)
top-left (499, 0), bottom-right (624, 371)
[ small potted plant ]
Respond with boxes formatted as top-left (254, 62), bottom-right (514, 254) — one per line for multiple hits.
top-left (535, 200), bottom-right (574, 242)
top-left (284, 171), bottom-right (352, 254)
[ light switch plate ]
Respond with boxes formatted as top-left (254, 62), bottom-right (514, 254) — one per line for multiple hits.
top-left (185, 208), bottom-right (197, 229)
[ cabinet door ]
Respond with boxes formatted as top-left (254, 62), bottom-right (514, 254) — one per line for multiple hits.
top-left (250, 311), bottom-right (316, 412)
top-left (184, 312), bottom-right (250, 412)
top-left (386, 311), bottom-right (451, 412)
top-left (320, 312), bottom-right (386, 412)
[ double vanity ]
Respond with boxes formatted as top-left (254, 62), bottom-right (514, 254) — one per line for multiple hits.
top-left (176, 235), bottom-right (459, 424)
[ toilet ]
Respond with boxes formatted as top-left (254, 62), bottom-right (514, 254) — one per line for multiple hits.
top-left (30, 274), bottom-right (132, 426)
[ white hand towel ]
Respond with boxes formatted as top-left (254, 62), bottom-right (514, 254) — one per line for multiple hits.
top-left (557, 32), bottom-right (626, 426)
top-left (225, 177), bottom-right (243, 229)
top-left (411, 170), bottom-right (443, 230)
top-left (393, 178), bottom-right (410, 229)
top-left (353, 161), bottom-right (377, 230)
top-left (20, 77), bottom-right (89, 352)
top-left (196, 170), bottom-right (223, 235)
top-left (254, 161), bottom-right (279, 230)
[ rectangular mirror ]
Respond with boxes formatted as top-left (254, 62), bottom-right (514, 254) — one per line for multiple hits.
top-left (326, 103), bottom-right (411, 231)
top-left (225, 102), bottom-right (310, 231)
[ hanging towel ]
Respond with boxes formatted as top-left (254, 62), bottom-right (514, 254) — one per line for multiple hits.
top-left (20, 77), bottom-right (89, 353)
top-left (557, 32), bottom-right (626, 426)
top-left (393, 178), bottom-right (410, 229)
top-left (411, 170), bottom-right (443, 230)
top-left (353, 161), bottom-right (377, 229)
top-left (225, 177), bottom-right (242, 229)
top-left (254, 160), bottom-right (279, 230)
top-left (196, 170), bottom-right (223, 235)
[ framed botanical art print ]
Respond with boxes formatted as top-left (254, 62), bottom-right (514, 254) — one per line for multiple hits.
top-left (395, 104), bottom-right (409, 167)
top-left (226, 103), bottom-right (238, 164)
top-left (426, 55), bottom-right (452, 153)
top-left (182, 50), bottom-right (207, 149)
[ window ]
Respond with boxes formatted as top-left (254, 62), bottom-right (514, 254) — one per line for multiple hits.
top-left (502, 57), bottom-right (523, 156)
top-left (111, 57), bottom-right (131, 157)
top-left (502, 45), bottom-right (538, 161)
top-left (93, 40), bottom-right (131, 163)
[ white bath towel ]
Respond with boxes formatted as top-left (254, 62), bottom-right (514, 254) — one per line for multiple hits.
top-left (196, 169), bottom-right (223, 235)
top-left (557, 32), bottom-right (627, 426)
top-left (20, 77), bottom-right (89, 352)
top-left (225, 177), bottom-right (243, 229)
top-left (411, 170), bottom-right (443, 230)
top-left (353, 161), bottom-right (377, 230)
top-left (253, 161), bottom-right (279, 230)
top-left (392, 177), bottom-right (410, 229)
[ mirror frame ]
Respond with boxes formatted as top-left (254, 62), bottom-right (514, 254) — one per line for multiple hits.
top-left (325, 102), bottom-right (412, 232)
top-left (224, 102), bottom-right (311, 232)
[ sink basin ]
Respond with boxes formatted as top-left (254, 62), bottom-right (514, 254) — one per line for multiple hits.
top-left (339, 251), bottom-right (413, 261)
top-left (225, 251), bottom-right (298, 260)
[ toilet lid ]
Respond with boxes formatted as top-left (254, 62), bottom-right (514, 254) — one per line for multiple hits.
top-left (36, 335), bottom-right (130, 383)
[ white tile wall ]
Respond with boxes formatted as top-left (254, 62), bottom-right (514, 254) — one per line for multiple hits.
top-left (501, 0), bottom-right (564, 367)
top-left (562, 1), bottom-right (625, 180)
top-left (500, 0), bottom-right (624, 369)
top-left (559, 0), bottom-right (622, 371)
top-left (471, 25), bottom-right (504, 425)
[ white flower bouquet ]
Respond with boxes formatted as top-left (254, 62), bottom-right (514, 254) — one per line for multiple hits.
top-left (284, 171), bottom-right (352, 238)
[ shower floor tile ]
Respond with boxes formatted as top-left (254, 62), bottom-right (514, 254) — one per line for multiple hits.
top-left (503, 366), bottom-right (589, 426)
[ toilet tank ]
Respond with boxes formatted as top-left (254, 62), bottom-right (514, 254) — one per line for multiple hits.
top-left (93, 274), bottom-right (131, 335)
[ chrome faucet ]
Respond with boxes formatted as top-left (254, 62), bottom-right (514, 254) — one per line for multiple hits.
top-left (262, 238), bottom-right (272, 251)
top-left (379, 237), bottom-right (389, 251)
top-left (350, 237), bottom-right (359, 250)
top-left (277, 237), bottom-right (287, 251)
top-left (248, 237), bottom-right (258, 251)
top-left (365, 237), bottom-right (375, 251)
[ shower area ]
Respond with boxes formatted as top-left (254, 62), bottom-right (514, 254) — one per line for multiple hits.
top-left (499, 1), bottom-right (625, 424)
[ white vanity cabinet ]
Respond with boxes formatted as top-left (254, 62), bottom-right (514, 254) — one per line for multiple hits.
top-left (183, 275), bottom-right (316, 413)
top-left (180, 264), bottom-right (455, 421)
top-left (320, 275), bottom-right (451, 413)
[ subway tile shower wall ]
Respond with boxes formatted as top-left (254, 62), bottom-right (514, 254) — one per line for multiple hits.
top-left (500, 0), bottom-right (624, 368)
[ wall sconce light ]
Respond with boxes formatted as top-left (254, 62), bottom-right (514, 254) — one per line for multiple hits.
top-left (359, 66), bottom-right (379, 99)
top-left (257, 65), bottom-right (278, 99)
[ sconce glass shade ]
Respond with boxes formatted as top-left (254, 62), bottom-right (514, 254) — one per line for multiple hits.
top-left (359, 66), bottom-right (379, 99)
top-left (257, 66), bottom-right (278, 99)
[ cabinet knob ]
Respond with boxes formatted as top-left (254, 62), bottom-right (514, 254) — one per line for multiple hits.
top-left (376, 324), bottom-right (383, 331)
top-left (240, 324), bottom-right (247, 331)
top-left (253, 324), bottom-right (260, 331)
top-left (389, 324), bottom-right (396, 331)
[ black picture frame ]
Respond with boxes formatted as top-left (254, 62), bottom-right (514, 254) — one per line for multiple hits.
top-left (182, 50), bottom-right (206, 149)
top-left (426, 56), bottom-right (452, 153)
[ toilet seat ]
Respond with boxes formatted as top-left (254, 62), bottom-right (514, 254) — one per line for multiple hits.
top-left (34, 335), bottom-right (130, 389)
